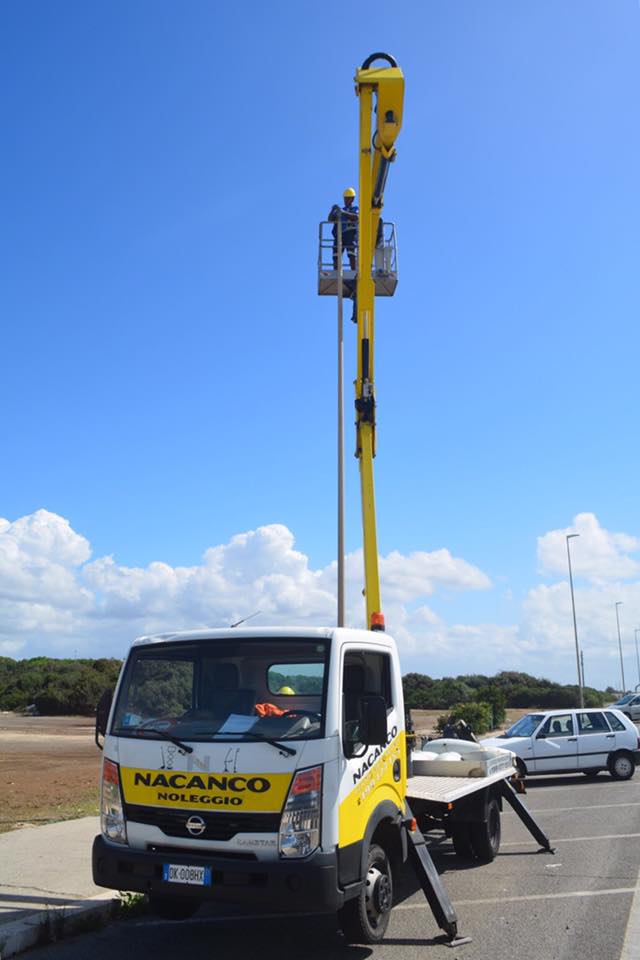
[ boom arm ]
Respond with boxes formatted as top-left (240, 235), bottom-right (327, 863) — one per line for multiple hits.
top-left (354, 53), bottom-right (404, 631)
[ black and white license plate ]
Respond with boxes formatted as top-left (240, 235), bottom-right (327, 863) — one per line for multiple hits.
top-left (162, 864), bottom-right (212, 886)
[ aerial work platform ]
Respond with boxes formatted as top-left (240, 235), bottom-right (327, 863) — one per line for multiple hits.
top-left (317, 219), bottom-right (398, 297)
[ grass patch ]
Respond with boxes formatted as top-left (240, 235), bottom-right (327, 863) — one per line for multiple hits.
top-left (0, 792), bottom-right (99, 833)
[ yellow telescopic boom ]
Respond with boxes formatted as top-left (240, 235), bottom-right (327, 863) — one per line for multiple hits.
top-left (354, 52), bottom-right (404, 632)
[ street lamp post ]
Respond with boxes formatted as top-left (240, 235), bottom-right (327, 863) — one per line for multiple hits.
top-left (615, 601), bottom-right (626, 694)
top-left (634, 628), bottom-right (640, 689)
top-left (566, 533), bottom-right (583, 708)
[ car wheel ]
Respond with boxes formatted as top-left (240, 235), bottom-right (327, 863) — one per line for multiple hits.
top-left (609, 751), bottom-right (635, 781)
top-left (339, 843), bottom-right (393, 944)
top-left (515, 758), bottom-right (527, 778)
top-left (469, 794), bottom-right (501, 862)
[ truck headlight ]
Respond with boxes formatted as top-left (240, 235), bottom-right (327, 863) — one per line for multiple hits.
top-left (279, 765), bottom-right (322, 859)
top-left (101, 758), bottom-right (127, 845)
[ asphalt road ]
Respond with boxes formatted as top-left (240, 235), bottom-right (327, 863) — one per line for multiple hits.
top-left (26, 773), bottom-right (640, 960)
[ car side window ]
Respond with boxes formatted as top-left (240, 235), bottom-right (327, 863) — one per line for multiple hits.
top-left (540, 714), bottom-right (573, 737)
top-left (605, 711), bottom-right (626, 732)
top-left (577, 711), bottom-right (609, 734)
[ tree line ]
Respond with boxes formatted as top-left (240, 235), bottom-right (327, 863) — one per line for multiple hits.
top-left (0, 658), bottom-right (612, 717)
top-left (403, 670), bottom-right (609, 712)
top-left (0, 656), bottom-right (122, 715)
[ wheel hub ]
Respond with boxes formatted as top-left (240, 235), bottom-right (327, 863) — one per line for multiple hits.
top-left (365, 864), bottom-right (391, 918)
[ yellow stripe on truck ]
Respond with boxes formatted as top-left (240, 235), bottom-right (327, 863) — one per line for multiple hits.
top-left (338, 730), bottom-right (406, 847)
top-left (120, 768), bottom-right (293, 812)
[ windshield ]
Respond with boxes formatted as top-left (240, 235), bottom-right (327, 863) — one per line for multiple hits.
top-left (503, 714), bottom-right (545, 738)
top-left (613, 694), bottom-right (634, 705)
top-left (112, 638), bottom-right (328, 743)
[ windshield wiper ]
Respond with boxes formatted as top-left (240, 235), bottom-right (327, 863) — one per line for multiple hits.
top-left (113, 726), bottom-right (193, 754)
top-left (209, 730), bottom-right (296, 757)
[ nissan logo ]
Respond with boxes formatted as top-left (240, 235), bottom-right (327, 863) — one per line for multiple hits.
top-left (185, 815), bottom-right (206, 837)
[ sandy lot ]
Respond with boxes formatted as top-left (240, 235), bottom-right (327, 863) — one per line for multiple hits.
top-left (0, 713), bottom-right (101, 831)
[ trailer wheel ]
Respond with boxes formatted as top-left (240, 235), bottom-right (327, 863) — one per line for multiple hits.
top-left (451, 823), bottom-right (474, 859)
top-left (469, 795), bottom-right (501, 862)
top-left (339, 843), bottom-right (393, 944)
top-left (148, 896), bottom-right (200, 920)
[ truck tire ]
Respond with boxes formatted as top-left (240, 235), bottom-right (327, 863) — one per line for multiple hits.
top-left (469, 795), bottom-right (501, 862)
top-left (451, 823), bottom-right (475, 859)
top-left (609, 751), bottom-right (635, 781)
top-left (148, 896), bottom-right (200, 920)
top-left (339, 843), bottom-right (393, 944)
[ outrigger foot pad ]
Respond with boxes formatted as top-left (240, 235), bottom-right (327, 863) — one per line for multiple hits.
top-left (446, 935), bottom-right (472, 948)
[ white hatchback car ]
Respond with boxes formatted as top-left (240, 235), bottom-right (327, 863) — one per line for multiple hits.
top-left (481, 707), bottom-right (639, 780)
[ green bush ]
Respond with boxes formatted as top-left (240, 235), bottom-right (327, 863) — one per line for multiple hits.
top-left (0, 658), bottom-right (122, 715)
top-left (436, 701), bottom-right (493, 736)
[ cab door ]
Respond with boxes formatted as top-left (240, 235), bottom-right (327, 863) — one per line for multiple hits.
top-left (531, 713), bottom-right (578, 773)
top-left (336, 646), bottom-right (404, 880)
top-left (576, 711), bottom-right (616, 770)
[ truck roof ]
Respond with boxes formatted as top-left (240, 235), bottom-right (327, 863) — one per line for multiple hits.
top-left (132, 625), bottom-right (395, 648)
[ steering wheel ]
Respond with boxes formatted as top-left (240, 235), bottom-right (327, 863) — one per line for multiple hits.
top-left (282, 710), bottom-right (322, 721)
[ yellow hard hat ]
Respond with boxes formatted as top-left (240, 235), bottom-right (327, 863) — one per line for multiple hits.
top-left (278, 686), bottom-right (295, 695)
top-left (343, 187), bottom-right (356, 198)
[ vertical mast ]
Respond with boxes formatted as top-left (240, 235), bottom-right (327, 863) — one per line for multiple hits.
top-left (353, 54), bottom-right (404, 630)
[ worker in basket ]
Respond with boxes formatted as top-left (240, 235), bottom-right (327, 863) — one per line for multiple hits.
top-left (329, 187), bottom-right (359, 271)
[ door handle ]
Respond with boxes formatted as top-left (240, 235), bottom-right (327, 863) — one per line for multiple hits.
top-left (606, 734), bottom-right (615, 739)
top-left (567, 737), bottom-right (577, 742)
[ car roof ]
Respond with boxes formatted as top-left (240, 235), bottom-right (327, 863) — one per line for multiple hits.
top-left (524, 707), bottom-right (613, 716)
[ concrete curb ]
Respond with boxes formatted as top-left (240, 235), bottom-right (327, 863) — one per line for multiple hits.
top-left (0, 892), bottom-right (116, 960)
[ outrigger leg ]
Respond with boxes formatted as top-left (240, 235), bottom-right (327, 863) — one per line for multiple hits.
top-left (497, 779), bottom-right (555, 853)
top-left (405, 805), bottom-right (472, 948)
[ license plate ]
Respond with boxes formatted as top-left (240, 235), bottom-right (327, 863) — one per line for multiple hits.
top-left (162, 864), bottom-right (212, 886)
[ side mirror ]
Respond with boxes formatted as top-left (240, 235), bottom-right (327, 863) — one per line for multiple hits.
top-left (95, 689), bottom-right (113, 750)
top-left (359, 696), bottom-right (388, 747)
top-left (536, 731), bottom-right (546, 739)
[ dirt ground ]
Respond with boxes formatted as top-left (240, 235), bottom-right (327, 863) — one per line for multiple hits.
top-left (0, 708), bottom-right (527, 833)
top-left (0, 712), bottom-right (101, 832)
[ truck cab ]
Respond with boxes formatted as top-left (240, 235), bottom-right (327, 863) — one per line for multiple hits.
top-left (93, 626), bottom-right (407, 941)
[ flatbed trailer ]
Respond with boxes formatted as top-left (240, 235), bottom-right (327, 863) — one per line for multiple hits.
top-left (402, 764), bottom-right (554, 945)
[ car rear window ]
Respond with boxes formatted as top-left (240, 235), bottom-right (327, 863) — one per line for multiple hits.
top-left (605, 711), bottom-right (627, 732)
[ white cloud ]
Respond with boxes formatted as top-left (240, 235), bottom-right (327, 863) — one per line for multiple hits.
top-left (3, 508), bottom-right (638, 690)
top-left (537, 512), bottom-right (640, 582)
top-left (0, 510), bottom-right (491, 661)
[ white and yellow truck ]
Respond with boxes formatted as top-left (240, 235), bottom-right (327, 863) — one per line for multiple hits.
top-left (92, 626), bottom-right (552, 945)
top-left (93, 54), bottom-right (552, 945)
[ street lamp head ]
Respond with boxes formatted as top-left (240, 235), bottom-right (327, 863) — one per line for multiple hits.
top-left (616, 601), bottom-right (623, 608)
top-left (566, 533), bottom-right (580, 540)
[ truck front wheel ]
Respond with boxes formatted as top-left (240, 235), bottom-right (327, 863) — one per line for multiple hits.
top-left (339, 843), bottom-right (393, 944)
top-left (469, 795), bottom-right (501, 862)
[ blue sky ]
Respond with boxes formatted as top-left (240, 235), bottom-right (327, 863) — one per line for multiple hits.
top-left (2, 1), bottom-right (640, 688)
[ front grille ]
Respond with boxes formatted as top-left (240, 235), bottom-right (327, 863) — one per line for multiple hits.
top-left (125, 804), bottom-right (280, 841)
